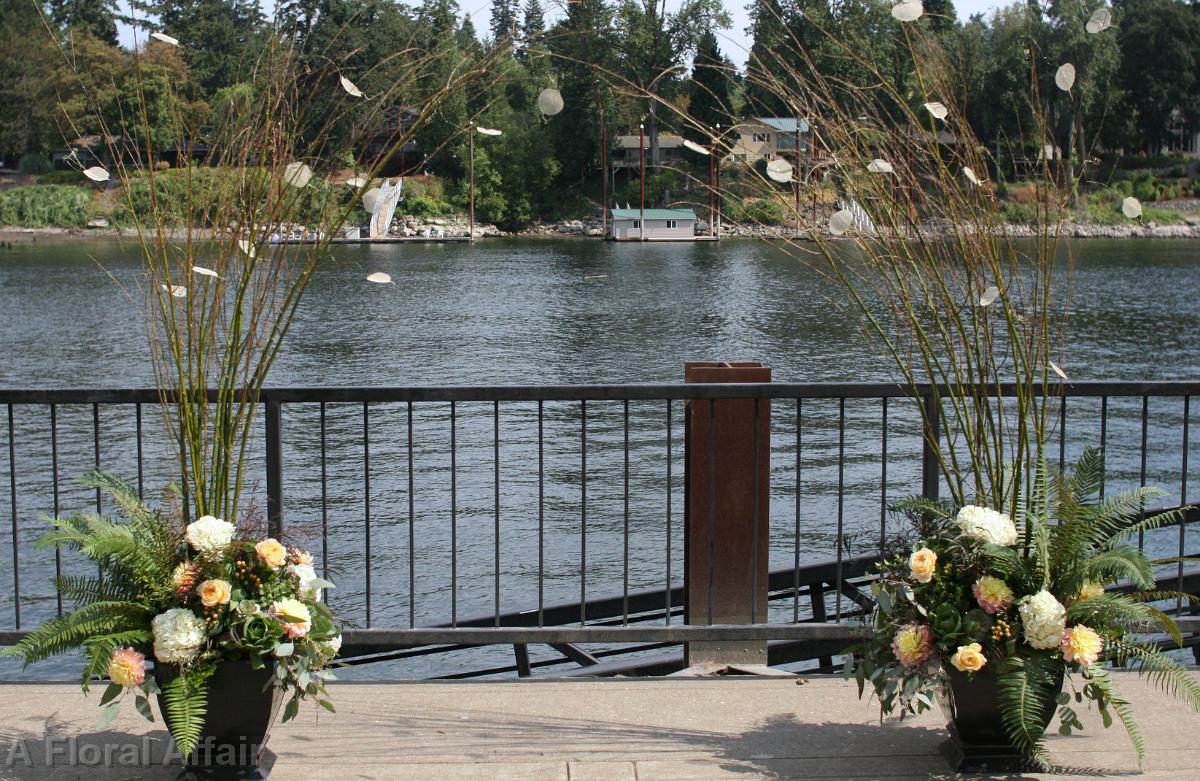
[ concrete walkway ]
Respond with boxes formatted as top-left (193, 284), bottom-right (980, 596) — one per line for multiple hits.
top-left (1, 673), bottom-right (1197, 780)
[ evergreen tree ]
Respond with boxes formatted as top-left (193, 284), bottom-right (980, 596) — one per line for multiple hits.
top-left (518, 0), bottom-right (545, 62)
top-left (1116, 0), bottom-right (1200, 155)
top-left (686, 29), bottom-right (733, 141)
top-left (743, 0), bottom-right (789, 116)
top-left (128, 0), bottom-right (264, 98)
top-left (457, 14), bottom-right (482, 55)
top-left (50, 0), bottom-right (119, 45)
top-left (490, 0), bottom-right (518, 43)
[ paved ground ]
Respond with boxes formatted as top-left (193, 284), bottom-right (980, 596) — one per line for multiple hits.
top-left (1, 673), bottom-right (1197, 780)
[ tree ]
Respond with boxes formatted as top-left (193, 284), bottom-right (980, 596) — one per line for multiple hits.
top-left (546, 0), bottom-right (616, 185)
top-left (130, 0), bottom-right (264, 98)
top-left (1116, 0), bottom-right (1200, 155)
top-left (1045, 0), bottom-right (1121, 197)
top-left (0, 0), bottom-right (60, 161)
top-left (743, 0), bottom-right (789, 116)
top-left (50, 0), bottom-right (119, 45)
top-left (686, 29), bottom-right (733, 141)
top-left (518, 0), bottom-right (546, 63)
top-left (614, 0), bottom-right (729, 165)
top-left (490, 0), bottom-right (518, 43)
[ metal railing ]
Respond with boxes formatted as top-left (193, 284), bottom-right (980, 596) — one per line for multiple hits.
top-left (2, 381), bottom-right (1198, 676)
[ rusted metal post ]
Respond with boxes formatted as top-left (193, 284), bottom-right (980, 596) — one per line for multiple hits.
top-left (684, 361), bottom-right (771, 668)
top-left (639, 123), bottom-right (646, 241)
top-left (468, 122), bottom-right (475, 242)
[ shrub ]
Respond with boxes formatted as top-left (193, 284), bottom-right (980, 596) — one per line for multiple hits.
top-left (17, 153), bottom-right (52, 175)
top-left (0, 185), bottom-right (95, 228)
top-left (733, 197), bottom-right (783, 225)
top-left (37, 169), bottom-right (87, 185)
top-left (401, 193), bottom-right (452, 219)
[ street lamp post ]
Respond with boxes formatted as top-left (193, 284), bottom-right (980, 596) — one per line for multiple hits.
top-left (469, 122), bottom-right (475, 242)
top-left (469, 123), bottom-right (502, 242)
top-left (639, 122), bottom-right (645, 242)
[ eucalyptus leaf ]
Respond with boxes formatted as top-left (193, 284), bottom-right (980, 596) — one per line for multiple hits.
top-left (134, 695), bottom-right (153, 722)
top-left (100, 682), bottom-right (124, 705)
top-left (97, 701), bottom-right (121, 730)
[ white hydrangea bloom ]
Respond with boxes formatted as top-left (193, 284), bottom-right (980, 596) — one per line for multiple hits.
top-left (325, 633), bottom-right (342, 656)
top-left (287, 563), bottom-right (321, 599)
top-left (955, 505), bottom-right (1018, 546)
top-left (1019, 590), bottom-right (1067, 650)
top-left (185, 515), bottom-right (235, 555)
top-left (151, 608), bottom-right (207, 663)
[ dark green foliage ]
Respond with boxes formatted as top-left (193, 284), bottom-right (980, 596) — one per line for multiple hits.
top-left (161, 663), bottom-right (215, 757)
top-left (997, 653), bottom-right (1061, 766)
top-left (50, 0), bottom-right (119, 45)
top-left (686, 30), bottom-right (734, 142)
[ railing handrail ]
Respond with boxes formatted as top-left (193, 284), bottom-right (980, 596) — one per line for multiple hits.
top-left (3, 380), bottom-right (1200, 405)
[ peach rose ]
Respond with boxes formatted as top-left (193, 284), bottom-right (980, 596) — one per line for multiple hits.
top-left (909, 547), bottom-right (937, 584)
top-left (892, 623), bottom-right (934, 667)
top-left (197, 579), bottom-right (232, 608)
top-left (256, 538), bottom-right (287, 568)
top-left (1061, 625), bottom-right (1104, 668)
top-left (950, 642), bottom-right (987, 673)
top-left (972, 576), bottom-right (1014, 614)
top-left (108, 647), bottom-right (146, 687)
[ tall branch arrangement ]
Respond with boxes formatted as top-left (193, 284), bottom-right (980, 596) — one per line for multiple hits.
top-left (74, 28), bottom-right (510, 523)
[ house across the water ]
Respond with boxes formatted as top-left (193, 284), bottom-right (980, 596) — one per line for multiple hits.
top-left (608, 207), bottom-right (697, 241)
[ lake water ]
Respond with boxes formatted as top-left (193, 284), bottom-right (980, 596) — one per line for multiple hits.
top-left (2, 236), bottom-right (1199, 679)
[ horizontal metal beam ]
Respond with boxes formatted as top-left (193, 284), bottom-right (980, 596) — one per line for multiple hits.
top-left (339, 623), bottom-right (868, 650)
top-left (3, 381), bottom-right (1199, 405)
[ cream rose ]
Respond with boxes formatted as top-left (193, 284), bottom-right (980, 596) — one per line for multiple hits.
top-left (950, 642), bottom-right (987, 672)
top-left (955, 505), bottom-right (1018, 547)
top-left (909, 547), bottom-right (937, 583)
top-left (256, 538), bottom-right (287, 568)
top-left (185, 516), bottom-right (234, 556)
top-left (271, 598), bottom-right (311, 639)
top-left (197, 579), bottom-right (232, 608)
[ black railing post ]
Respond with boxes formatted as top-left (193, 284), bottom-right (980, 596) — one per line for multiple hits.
top-left (265, 399), bottom-right (284, 539)
top-left (921, 390), bottom-right (941, 502)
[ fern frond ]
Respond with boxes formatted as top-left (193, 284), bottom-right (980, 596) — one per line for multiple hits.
top-left (54, 574), bottom-right (141, 606)
top-left (1085, 546), bottom-right (1156, 590)
top-left (163, 664), bottom-right (215, 757)
top-left (1109, 639), bottom-right (1200, 712)
top-left (1071, 447), bottom-right (1106, 501)
top-left (1112, 506), bottom-right (1191, 548)
top-left (1067, 593), bottom-right (1164, 633)
top-left (2, 610), bottom-right (144, 666)
top-left (1089, 487), bottom-right (1170, 547)
top-left (1085, 666), bottom-right (1144, 769)
top-left (996, 654), bottom-right (1060, 766)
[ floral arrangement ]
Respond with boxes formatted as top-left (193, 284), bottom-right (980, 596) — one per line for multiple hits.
top-left (3, 472), bottom-right (341, 755)
top-left (849, 449), bottom-right (1200, 766)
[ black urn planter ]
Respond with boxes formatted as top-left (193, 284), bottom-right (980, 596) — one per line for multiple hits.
top-left (156, 659), bottom-right (284, 781)
top-left (938, 663), bottom-right (1063, 773)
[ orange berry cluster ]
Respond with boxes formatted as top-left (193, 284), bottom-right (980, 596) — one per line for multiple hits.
top-left (203, 604), bottom-right (222, 628)
top-left (234, 558), bottom-right (264, 593)
top-left (992, 618), bottom-right (1012, 641)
